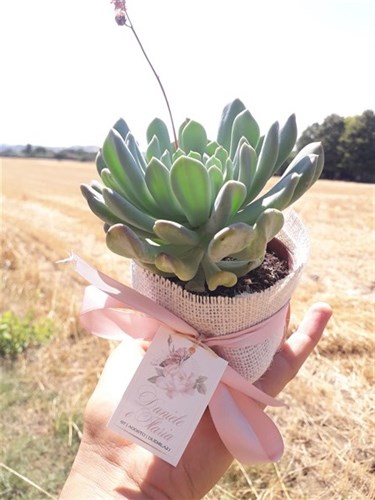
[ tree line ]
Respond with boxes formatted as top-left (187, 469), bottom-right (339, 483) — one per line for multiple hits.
top-left (293, 109), bottom-right (374, 183)
top-left (1, 144), bottom-right (97, 162)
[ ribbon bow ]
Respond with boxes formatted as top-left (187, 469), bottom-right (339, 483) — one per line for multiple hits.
top-left (72, 254), bottom-right (287, 463)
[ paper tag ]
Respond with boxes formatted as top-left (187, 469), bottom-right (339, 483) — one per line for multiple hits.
top-left (107, 327), bottom-right (228, 466)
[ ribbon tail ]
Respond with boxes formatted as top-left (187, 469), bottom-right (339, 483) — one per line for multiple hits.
top-left (221, 366), bottom-right (286, 408)
top-left (71, 253), bottom-right (197, 337)
top-left (80, 285), bottom-right (164, 341)
top-left (209, 384), bottom-right (284, 464)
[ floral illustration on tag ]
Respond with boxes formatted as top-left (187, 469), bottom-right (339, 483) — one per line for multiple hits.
top-left (148, 335), bottom-right (207, 399)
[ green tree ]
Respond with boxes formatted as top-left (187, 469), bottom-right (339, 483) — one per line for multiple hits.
top-left (34, 146), bottom-right (47, 156)
top-left (297, 111), bottom-right (374, 182)
top-left (338, 110), bottom-right (375, 183)
top-left (297, 114), bottom-right (345, 180)
top-left (23, 144), bottom-right (33, 156)
top-left (296, 122), bottom-right (321, 148)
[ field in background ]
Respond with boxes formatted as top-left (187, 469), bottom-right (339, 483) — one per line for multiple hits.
top-left (1, 158), bottom-right (374, 499)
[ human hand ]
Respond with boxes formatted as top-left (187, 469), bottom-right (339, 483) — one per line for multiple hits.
top-left (60, 302), bottom-right (332, 500)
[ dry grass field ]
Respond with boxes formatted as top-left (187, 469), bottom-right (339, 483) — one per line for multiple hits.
top-left (1, 157), bottom-right (374, 499)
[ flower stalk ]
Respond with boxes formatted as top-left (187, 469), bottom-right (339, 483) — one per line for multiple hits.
top-left (111, 1), bottom-right (178, 146)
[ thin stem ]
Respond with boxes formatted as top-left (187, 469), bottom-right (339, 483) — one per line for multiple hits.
top-left (125, 11), bottom-right (178, 148)
top-left (0, 462), bottom-right (56, 499)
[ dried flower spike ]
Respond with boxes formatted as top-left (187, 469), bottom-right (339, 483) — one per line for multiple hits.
top-left (111, 0), bottom-right (125, 11)
top-left (109, 0), bottom-right (178, 145)
top-left (115, 10), bottom-right (127, 26)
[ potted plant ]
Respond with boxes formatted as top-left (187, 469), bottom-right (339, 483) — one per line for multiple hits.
top-left (81, 103), bottom-right (324, 381)
top-left (72, 1), bottom-right (327, 465)
top-left (80, 1), bottom-right (324, 384)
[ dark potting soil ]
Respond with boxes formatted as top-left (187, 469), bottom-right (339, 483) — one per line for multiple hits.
top-left (169, 250), bottom-right (290, 298)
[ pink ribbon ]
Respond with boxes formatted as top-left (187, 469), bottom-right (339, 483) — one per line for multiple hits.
top-left (72, 254), bottom-right (287, 463)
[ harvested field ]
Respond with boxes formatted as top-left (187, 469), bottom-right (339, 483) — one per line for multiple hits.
top-left (1, 157), bottom-right (374, 499)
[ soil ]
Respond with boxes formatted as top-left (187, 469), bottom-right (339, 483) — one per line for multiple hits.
top-left (169, 249), bottom-right (289, 298)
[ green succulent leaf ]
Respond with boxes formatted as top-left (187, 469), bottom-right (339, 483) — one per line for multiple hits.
top-left (184, 268), bottom-right (206, 292)
top-left (102, 187), bottom-right (157, 233)
top-left (170, 156), bottom-right (212, 227)
top-left (155, 248), bottom-right (204, 281)
top-left (284, 142), bottom-right (324, 183)
top-left (180, 120), bottom-right (208, 156)
top-left (207, 180), bottom-right (247, 232)
top-left (146, 118), bottom-right (172, 156)
top-left (100, 168), bottom-right (125, 194)
top-left (229, 109), bottom-right (260, 158)
top-left (310, 144), bottom-right (325, 183)
top-left (207, 222), bottom-right (256, 261)
top-left (102, 128), bottom-right (159, 214)
top-left (125, 132), bottom-right (147, 172)
top-left (135, 262), bottom-right (175, 278)
top-left (238, 147), bottom-right (324, 224)
top-left (289, 154), bottom-right (319, 203)
top-left (217, 98), bottom-right (246, 152)
top-left (201, 256), bottom-right (237, 291)
top-left (160, 149), bottom-right (172, 169)
top-left (207, 270), bottom-right (237, 291)
top-left (245, 121), bottom-right (279, 202)
top-left (238, 142), bottom-right (257, 200)
top-left (96, 151), bottom-right (107, 175)
top-left (208, 165), bottom-right (224, 200)
top-left (205, 156), bottom-right (222, 170)
top-left (90, 180), bottom-right (103, 194)
top-left (188, 151), bottom-right (202, 162)
top-left (172, 147), bottom-right (185, 163)
top-left (230, 239), bottom-right (267, 262)
top-left (217, 259), bottom-right (256, 277)
top-left (214, 146), bottom-right (229, 170)
top-left (239, 233), bottom-right (264, 260)
top-left (146, 135), bottom-right (162, 162)
top-left (206, 140), bottom-right (220, 157)
top-left (144, 158), bottom-right (184, 218)
top-left (224, 158), bottom-right (234, 182)
top-left (113, 118), bottom-right (130, 140)
top-left (254, 209), bottom-right (284, 241)
top-left (255, 135), bottom-right (264, 156)
top-left (80, 184), bottom-right (122, 226)
top-left (178, 118), bottom-right (190, 147)
top-left (100, 164), bottom-right (144, 211)
top-left (232, 136), bottom-right (250, 179)
top-left (234, 172), bottom-right (300, 225)
top-left (153, 220), bottom-right (199, 246)
top-left (273, 114), bottom-right (297, 173)
top-left (106, 224), bottom-right (158, 263)
top-left (232, 210), bottom-right (283, 262)
top-left (102, 129), bottom-right (138, 186)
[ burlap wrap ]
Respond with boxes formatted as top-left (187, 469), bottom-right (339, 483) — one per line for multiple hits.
top-left (132, 210), bottom-right (309, 382)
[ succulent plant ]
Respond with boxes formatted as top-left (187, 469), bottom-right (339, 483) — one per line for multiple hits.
top-left (81, 98), bottom-right (324, 292)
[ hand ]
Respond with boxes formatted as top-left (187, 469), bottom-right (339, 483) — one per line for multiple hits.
top-left (60, 302), bottom-right (332, 500)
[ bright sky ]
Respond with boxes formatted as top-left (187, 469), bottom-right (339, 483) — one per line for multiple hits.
top-left (0, 0), bottom-right (374, 148)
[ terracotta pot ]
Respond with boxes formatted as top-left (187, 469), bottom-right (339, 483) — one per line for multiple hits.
top-left (132, 210), bottom-right (309, 382)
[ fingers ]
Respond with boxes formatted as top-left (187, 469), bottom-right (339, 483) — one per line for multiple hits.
top-left (283, 302), bottom-right (332, 374)
top-left (257, 302), bottom-right (332, 398)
